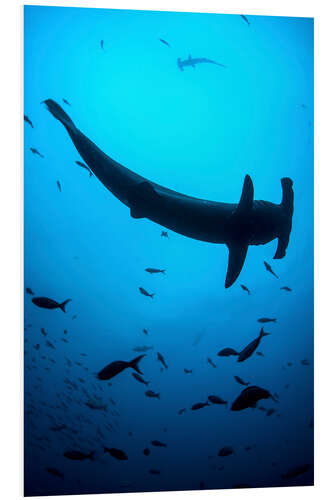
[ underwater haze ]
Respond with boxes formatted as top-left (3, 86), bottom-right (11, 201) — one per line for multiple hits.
top-left (24, 5), bottom-right (314, 496)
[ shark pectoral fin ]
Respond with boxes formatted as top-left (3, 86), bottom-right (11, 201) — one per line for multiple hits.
top-left (234, 175), bottom-right (254, 216)
top-left (225, 241), bottom-right (249, 288)
top-left (128, 181), bottom-right (161, 219)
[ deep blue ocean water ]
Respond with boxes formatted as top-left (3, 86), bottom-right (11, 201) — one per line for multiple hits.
top-left (24, 6), bottom-right (314, 496)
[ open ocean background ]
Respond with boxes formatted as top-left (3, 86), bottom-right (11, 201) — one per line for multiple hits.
top-left (24, 6), bottom-right (313, 496)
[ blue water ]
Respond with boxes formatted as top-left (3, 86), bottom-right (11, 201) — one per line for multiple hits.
top-left (24, 5), bottom-right (314, 496)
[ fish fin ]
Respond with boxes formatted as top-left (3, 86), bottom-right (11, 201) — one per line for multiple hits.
top-left (225, 242), bottom-right (249, 288)
top-left (234, 175), bottom-right (254, 216)
top-left (129, 354), bottom-right (146, 374)
top-left (274, 178), bottom-right (294, 259)
top-left (43, 99), bottom-right (76, 131)
top-left (59, 299), bottom-right (71, 313)
top-left (260, 327), bottom-right (270, 338)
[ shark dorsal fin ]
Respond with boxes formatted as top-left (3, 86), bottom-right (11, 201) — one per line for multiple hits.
top-left (234, 175), bottom-right (254, 216)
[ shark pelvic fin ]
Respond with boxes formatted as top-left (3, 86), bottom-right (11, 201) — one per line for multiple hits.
top-left (225, 241), bottom-right (249, 288)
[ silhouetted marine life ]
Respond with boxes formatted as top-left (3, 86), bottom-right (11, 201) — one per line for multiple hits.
top-left (157, 352), bottom-right (168, 369)
top-left (241, 284), bottom-right (250, 295)
top-left (281, 463), bottom-right (312, 480)
top-left (64, 450), bottom-right (94, 461)
top-left (151, 440), bottom-right (167, 447)
top-left (264, 260), bottom-right (279, 278)
top-left (281, 286), bottom-right (292, 291)
top-left (139, 287), bottom-right (155, 298)
top-left (231, 386), bottom-right (277, 411)
top-left (207, 357), bottom-right (217, 368)
top-left (145, 390), bottom-right (160, 399)
top-left (32, 297), bottom-right (71, 312)
top-left (85, 398), bottom-right (107, 411)
top-left (256, 351), bottom-right (264, 356)
top-left (234, 375), bottom-right (249, 386)
top-left (41, 327), bottom-right (47, 336)
top-left (97, 354), bottom-right (145, 380)
top-left (177, 55), bottom-right (227, 71)
top-left (178, 408), bottom-right (186, 415)
top-left (24, 115), bottom-right (34, 128)
top-left (145, 268), bottom-right (166, 274)
top-left (218, 347), bottom-right (238, 357)
top-left (191, 401), bottom-right (209, 410)
top-left (30, 147), bottom-right (44, 158)
top-left (161, 231), bottom-right (168, 238)
top-left (132, 345), bottom-right (153, 353)
top-left (44, 99), bottom-right (294, 288)
top-left (143, 328), bottom-right (149, 335)
top-left (208, 395), bottom-right (227, 405)
top-left (159, 38), bottom-right (171, 47)
top-left (237, 327), bottom-right (270, 362)
top-left (266, 408), bottom-right (276, 417)
top-left (100, 40), bottom-right (104, 50)
top-left (104, 447), bottom-right (128, 460)
top-left (143, 448), bottom-right (150, 456)
top-left (241, 15), bottom-right (250, 26)
top-left (132, 372), bottom-right (149, 386)
top-left (301, 359), bottom-right (310, 366)
top-left (149, 469), bottom-right (160, 475)
top-left (184, 368), bottom-right (193, 374)
top-left (257, 317), bottom-right (276, 323)
top-left (46, 467), bottom-right (64, 478)
top-left (75, 160), bottom-right (93, 177)
top-left (218, 446), bottom-right (234, 457)
top-left (26, 287), bottom-right (34, 295)
top-left (56, 180), bottom-right (61, 192)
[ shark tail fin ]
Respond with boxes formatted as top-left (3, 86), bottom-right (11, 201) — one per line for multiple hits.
top-left (225, 175), bottom-right (254, 288)
top-left (43, 99), bottom-right (76, 131)
top-left (129, 354), bottom-right (146, 374)
top-left (274, 178), bottom-right (294, 259)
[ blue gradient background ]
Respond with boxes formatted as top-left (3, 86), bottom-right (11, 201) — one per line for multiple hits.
top-left (24, 5), bottom-right (313, 496)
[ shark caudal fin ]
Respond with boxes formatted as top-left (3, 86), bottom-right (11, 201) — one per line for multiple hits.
top-left (43, 99), bottom-right (76, 131)
top-left (274, 178), bottom-right (294, 259)
top-left (225, 175), bottom-right (253, 288)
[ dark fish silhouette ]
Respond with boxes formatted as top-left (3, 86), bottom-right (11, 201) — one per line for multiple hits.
top-left (132, 345), bottom-right (153, 352)
top-left (161, 231), bottom-right (168, 238)
top-left (157, 352), bottom-right (168, 369)
top-left (241, 284), bottom-right (250, 295)
top-left (24, 115), bottom-right (34, 128)
top-left (184, 368), bottom-right (193, 374)
top-left (256, 351), bottom-right (264, 357)
top-left (139, 287), bottom-right (154, 298)
top-left (46, 467), bottom-right (64, 478)
top-left (159, 38), bottom-right (171, 47)
top-left (281, 286), bottom-right (292, 292)
top-left (178, 408), bottom-right (186, 415)
top-left (32, 297), bottom-right (71, 312)
top-left (98, 354), bottom-right (145, 380)
top-left (44, 99), bottom-right (294, 289)
top-left (41, 327), bottom-right (47, 336)
top-left (218, 446), bottom-right (234, 457)
top-left (62, 98), bottom-right (70, 106)
top-left (26, 287), bottom-right (34, 295)
top-left (191, 402), bottom-right (209, 411)
top-left (100, 40), bottom-right (104, 50)
top-left (56, 180), bottom-right (61, 192)
top-left (264, 261), bottom-right (279, 278)
top-left (104, 447), bottom-right (128, 460)
top-left (207, 357), bottom-right (216, 368)
top-left (177, 55), bottom-right (227, 71)
top-left (132, 372), bottom-right (149, 386)
top-left (257, 317), bottom-right (276, 324)
top-left (75, 160), bottom-right (93, 177)
top-left (151, 440), bottom-right (167, 447)
top-left (64, 450), bottom-right (94, 461)
top-left (241, 15), bottom-right (250, 26)
top-left (145, 268), bottom-right (165, 274)
top-left (234, 375), bottom-right (249, 386)
top-left (30, 147), bottom-right (44, 158)
top-left (143, 328), bottom-right (149, 335)
top-left (301, 359), bottom-right (310, 366)
top-left (231, 386), bottom-right (277, 411)
top-left (281, 464), bottom-right (312, 480)
top-left (218, 347), bottom-right (238, 357)
top-left (143, 448), bottom-right (150, 456)
top-left (266, 408), bottom-right (276, 417)
top-left (149, 469), bottom-right (160, 475)
top-left (208, 395), bottom-right (227, 405)
top-left (145, 390), bottom-right (160, 399)
top-left (237, 327), bottom-right (269, 362)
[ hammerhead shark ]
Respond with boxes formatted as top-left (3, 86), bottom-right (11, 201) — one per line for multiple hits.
top-left (177, 55), bottom-right (226, 71)
top-left (43, 99), bottom-right (294, 288)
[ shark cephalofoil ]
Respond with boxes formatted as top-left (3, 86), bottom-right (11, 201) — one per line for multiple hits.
top-left (44, 99), bottom-right (294, 288)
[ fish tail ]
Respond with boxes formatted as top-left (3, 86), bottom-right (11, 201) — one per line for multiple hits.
top-left (129, 354), bottom-right (146, 374)
top-left (150, 293), bottom-right (155, 299)
top-left (260, 327), bottom-right (270, 337)
top-left (59, 299), bottom-right (71, 313)
top-left (161, 270), bottom-right (166, 275)
top-left (43, 99), bottom-right (76, 131)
